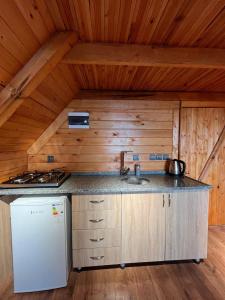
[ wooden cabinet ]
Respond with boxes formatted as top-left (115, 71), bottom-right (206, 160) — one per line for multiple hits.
top-left (72, 194), bottom-right (121, 269)
top-left (121, 191), bottom-right (209, 264)
top-left (121, 193), bottom-right (166, 263)
top-left (72, 190), bottom-right (209, 268)
top-left (165, 191), bottom-right (208, 261)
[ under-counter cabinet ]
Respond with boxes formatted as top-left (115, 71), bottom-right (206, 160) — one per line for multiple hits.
top-left (72, 190), bottom-right (209, 269)
top-left (72, 194), bottom-right (121, 269)
top-left (121, 193), bottom-right (165, 263)
top-left (122, 191), bottom-right (209, 265)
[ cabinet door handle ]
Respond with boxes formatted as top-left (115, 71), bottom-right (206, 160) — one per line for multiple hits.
top-left (168, 194), bottom-right (171, 207)
top-left (90, 237), bottom-right (104, 242)
top-left (89, 218), bottom-right (104, 223)
top-left (90, 255), bottom-right (104, 260)
top-left (90, 200), bottom-right (104, 204)
top-left (163, 194), bottom-right (165, 207)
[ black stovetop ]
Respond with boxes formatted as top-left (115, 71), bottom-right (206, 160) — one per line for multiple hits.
top-left (0, 170), bottom-right (70, 188)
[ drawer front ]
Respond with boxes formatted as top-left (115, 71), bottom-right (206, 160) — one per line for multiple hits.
top-left (73, 247), bottom-right (121, 268)
top-left (72, 228), bottom-right (121, 249)
top-left (72, 209), bottom-right (121, 229)
top-left (72, 194), bottom-right (121, 211)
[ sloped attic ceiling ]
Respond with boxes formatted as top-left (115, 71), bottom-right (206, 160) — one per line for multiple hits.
top-left (2, 0), bottom-right (225, 93)
top-left (48, 0), bottom-right (225, 92)
top-left (0, 0), bottom-right (225, 180)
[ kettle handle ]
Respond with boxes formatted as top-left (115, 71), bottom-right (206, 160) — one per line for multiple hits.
top-left (177, 160), bottom-right (186, 175)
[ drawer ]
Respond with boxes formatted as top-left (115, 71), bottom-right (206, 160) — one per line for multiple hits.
top-left (72, 228), bottom-right (121, 249)
top-left (72, 194), bottom-right (121, 211)
top-left (72, 209), bottom-right (121, 229)
top-left (73, 247), bottom-right (121, 268)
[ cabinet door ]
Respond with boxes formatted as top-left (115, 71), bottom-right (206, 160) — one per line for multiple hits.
top-left (122, 193), bottom-right (166, 263)
top-left (165, 191), bottom-right (209, 261)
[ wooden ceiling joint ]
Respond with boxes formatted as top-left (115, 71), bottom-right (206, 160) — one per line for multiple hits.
top-left (63, 43), bottom-right (225, 70)
top-left (0, 31), bottom-right (78, 128)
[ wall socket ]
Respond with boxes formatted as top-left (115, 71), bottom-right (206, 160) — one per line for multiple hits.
top-left (47, 155), bottom-right (54, 163)
top-left (149, 153), bottom-right (170, 161)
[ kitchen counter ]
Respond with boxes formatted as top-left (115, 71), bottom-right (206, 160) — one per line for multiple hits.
top-left (0, 174), bottom-right (211, 196)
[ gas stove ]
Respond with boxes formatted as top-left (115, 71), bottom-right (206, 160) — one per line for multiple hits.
top-left (0, 170), bottom-right (70, 188)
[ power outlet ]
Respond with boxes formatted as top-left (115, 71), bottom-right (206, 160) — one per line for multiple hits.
top-left (149, 153), bottom-right (164, 160)
top-left (47, 155), bottom-right (54, 163)
top-left (163, 154), bottom-right (169, 160)
top-left (149, 154), bottom-right (156, 160)
top-left (156, 154), bottom-right (163, 160)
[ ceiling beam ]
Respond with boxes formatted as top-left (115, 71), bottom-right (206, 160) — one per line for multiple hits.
top-left (0, 31), bottom-right (77, 127)
top-left (63, 43), bottom-right (225, 70)
top-left (75, 90), bottom-right (225, 103)
top-left (28, 108), bottom-right (70, 155)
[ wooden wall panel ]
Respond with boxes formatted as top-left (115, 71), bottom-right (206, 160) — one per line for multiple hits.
top-left (0, 64), bottom-right (78, 182)
top-left (180, 108), bottom-right (225, 225)
top-left (28, 98), bottom-right (179, 173)
top-left (0, 197), bottom-right (14, 294)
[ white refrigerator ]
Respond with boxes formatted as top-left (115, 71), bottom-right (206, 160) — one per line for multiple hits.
top-left (10, 195), bottom-right (71, 293)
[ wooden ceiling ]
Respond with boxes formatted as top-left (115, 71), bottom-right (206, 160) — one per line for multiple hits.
top-left (1, 0), bottom-right (225, 93)
top-left (49, 0), bottom-right (225, 48)
top-left (71, 65), bottom-right (225, 92)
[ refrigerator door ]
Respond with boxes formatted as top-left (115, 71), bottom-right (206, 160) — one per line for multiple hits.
top-left (11, 197), bottom-right (68, 292)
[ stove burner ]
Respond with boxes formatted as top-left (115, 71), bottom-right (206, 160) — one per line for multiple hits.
top-left (37, 175), bottom-right (51, 183)
top-left (13, 178), bottom-right (27, 184)
top-left (0, 170), bottom-right (70, 188)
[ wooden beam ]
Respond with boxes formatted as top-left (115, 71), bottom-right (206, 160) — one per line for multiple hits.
top-left (198, 126), bottom-right (225, 181)
top-left (0, 31), bottom-right (77, 126)
top-left (75, 90), bottom-right (225, 103)
top-left (28, 108), bottom-right (70, 155)
top-left (63, 43), bottom-right (225, 70)
top-left (0, 98), bottom-right (25, 127)
top-left (75, 90), bottom-right (181, 101)
top-left (181, 101), bottom-right (225, 108)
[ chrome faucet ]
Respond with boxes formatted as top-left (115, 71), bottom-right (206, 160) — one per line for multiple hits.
top-left (120, 151), bottom-right (133, 176)
top-left (134, 163), bottom-right (141, 177)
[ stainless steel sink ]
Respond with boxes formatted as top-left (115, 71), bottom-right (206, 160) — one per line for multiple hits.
top-left (121, 176), bottom-right (150, 185)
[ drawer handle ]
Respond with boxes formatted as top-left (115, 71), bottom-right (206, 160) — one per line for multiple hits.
top-left (90, 200), bottom-right (104, 204)
top-left (90, 237), bottom-right (104, 242)
top-left (90, 255), bottom-right (104, 260)
top-left (89, 218), bottom-right (104, 223)
top-left (168, 194), bottom-right (171, 207)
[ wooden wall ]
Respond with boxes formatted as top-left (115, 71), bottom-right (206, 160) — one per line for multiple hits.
top-left (28, 98), bottom-right (179, 172)
top-left (0, 197), bottom-right (14, 294)
top-left (0, 64), bottom-right (78, 182)
top-left (180, 107), bottom-right (225, 225)
top-left (0, 1), bottom-right (79, 182)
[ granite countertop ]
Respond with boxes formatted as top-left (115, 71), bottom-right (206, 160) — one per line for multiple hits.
top-left (0, 174), bottom-right (211, 196)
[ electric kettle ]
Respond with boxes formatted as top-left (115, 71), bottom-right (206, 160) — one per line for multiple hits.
top-left (168, 159), bottom-right (186, 176)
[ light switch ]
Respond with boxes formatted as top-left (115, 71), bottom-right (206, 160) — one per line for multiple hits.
top-left (133, 154), bottom-right (139, 161)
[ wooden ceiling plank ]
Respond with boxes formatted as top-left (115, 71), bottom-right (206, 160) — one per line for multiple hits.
top-left (14, 0), bottom-right (51, 43)
top-left (0, 98), bottom-right (25, 128)
top-left (0, 31), bottom-right (77, 127)
top-left (63, 43), bottom-right (225, 70)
